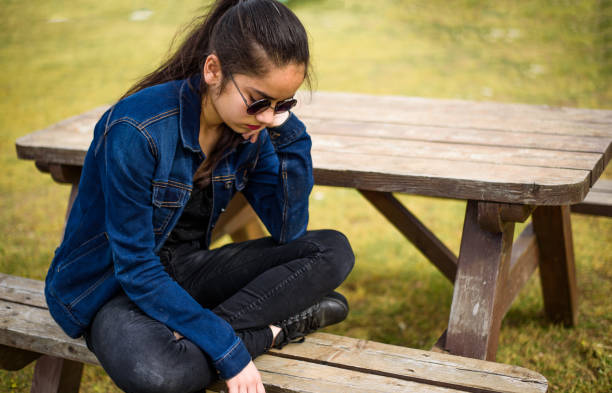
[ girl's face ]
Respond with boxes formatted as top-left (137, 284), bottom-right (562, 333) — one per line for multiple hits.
top-left (203, 55), bottom-right (305, 143)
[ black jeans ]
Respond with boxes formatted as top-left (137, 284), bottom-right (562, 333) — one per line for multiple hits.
top-left (86, 230), bottom-right (354, 393)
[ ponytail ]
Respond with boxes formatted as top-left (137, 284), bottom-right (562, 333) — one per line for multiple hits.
top-left (121, 0), bottom-right (312, 187)
top-left (121, 0), bottom-right (241, 99)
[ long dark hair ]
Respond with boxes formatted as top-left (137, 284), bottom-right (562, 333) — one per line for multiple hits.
top-left (122, 0), bottom-right (312, 187)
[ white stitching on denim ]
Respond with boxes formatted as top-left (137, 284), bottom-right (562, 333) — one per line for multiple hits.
top-left (214, 338), bottom-right (241, 364)
top-left (69, 266), bottom-right (114, 309)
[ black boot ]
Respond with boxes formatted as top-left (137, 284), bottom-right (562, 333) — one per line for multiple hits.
top-left (272, 292), bottom-right (349, 349)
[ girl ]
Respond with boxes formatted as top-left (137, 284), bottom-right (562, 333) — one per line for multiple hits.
top-left (44, 1), bottom-right (354, 392)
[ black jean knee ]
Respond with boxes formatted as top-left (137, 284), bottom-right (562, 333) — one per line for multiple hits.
top-left (86, 229), bottom-right (354, 393)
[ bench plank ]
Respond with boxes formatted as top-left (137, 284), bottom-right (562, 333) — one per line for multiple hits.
top-left (2, 300), bottom-right (458, 393)
top-left (0, 304), bottom-right (465, 393)
top-left (210, 355), bottom-right (461, 393)
top-left (0, 300), bottom-right (98, 365)
top-left (590, 179), bottom-right (612, 193)
top-left (269, 333), bottom-right (547, 393)
top-left (0, 273), bottom-right (46, 308)
top-left (571, 179), bottom-right (612, 217)
top-left (1, 274), bottom-right (548, 392)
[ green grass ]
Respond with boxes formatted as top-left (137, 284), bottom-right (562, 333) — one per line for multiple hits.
top-left (1, 0), bottom-right (611, 392)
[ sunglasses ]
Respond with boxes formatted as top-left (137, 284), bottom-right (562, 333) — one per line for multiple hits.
top-left (229, 73), bottom-right (297, 116)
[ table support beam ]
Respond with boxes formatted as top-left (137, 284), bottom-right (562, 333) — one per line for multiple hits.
top-left (446, 200), bottom-right (515, 361)
top-left (433, 223), bottom-right (540, 354)
top-left (532, 205), bottom-right (578, 326)
top-left (358, 190), bottom-right (458, 283)
top-left (31, 355), bottom-right (83, 393)
top-left (501, 223), bottom-right (540, 315)
top-left (0, 344), bottom-right (41, 370)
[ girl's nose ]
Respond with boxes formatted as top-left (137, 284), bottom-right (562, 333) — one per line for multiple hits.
top-left (255, 107), bottom-right (275, 125)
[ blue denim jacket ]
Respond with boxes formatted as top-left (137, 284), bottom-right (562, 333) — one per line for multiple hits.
top-left (44, 76), bottom-right (314, 379)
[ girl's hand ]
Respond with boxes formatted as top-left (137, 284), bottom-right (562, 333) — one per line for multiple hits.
top-left (225, 360), bottom-right (265, 393)
top-left (242, 111), bottom-right (290, 143)
top-left (269, 111), bottom-right (290, 128)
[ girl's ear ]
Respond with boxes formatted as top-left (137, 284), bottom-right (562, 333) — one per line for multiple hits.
top-left (203, 54), bottom-right (223, 86)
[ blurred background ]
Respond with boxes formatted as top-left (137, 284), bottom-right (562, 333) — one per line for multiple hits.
top-left (1, 0), bottom-right (611, 391)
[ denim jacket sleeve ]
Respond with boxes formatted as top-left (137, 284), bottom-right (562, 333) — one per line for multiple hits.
top-left (242, 112), bottom-right (314, 243)
top-left (100, 121), bottom-right (250, 380)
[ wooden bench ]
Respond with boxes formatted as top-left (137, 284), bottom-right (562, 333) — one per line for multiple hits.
top-left (0, 273), bottom-right (548, 393)
top-left (571, 178), bottom-right (612, 218)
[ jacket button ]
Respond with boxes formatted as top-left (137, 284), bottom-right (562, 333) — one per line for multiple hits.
top-left (225, 182), bottom-right (232, 189)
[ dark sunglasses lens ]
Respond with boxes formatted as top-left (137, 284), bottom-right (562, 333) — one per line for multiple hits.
top-left (275, 99), bottom-right (297, 113)
top-left (246, 99), bottom-right (271, 115)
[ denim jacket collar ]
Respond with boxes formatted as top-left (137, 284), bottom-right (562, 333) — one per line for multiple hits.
top-left (179, 75), bottom-right (203, 154)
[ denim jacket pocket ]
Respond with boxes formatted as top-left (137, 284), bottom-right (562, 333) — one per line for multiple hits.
top-left (51, 232), bottom-right (113, 311)
top-left (152, 182), bottom-right (190, 234)
top-left (58, 232), bottom-right (109, 273)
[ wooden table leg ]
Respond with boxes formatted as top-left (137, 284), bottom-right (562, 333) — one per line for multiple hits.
top-left (35, 163), bottom-right (81, 224)
top-left (65, 182), bottom-right (79, 223)
top-left (445, 200), bottom-right (515, 360)
top-left (532, 205), bottom-right (578, 326)
top-left (31, 355), bottom-right (83, 393)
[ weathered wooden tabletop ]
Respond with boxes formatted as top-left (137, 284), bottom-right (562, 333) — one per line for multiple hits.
top-left (16, 91), bottom-right (612, 205)
top-left (14, 91), bottom-right (612, 364)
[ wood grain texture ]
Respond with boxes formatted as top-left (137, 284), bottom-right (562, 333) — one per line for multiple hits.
top-left (48, 164), bottom-right (81, 184)
top-left (312, 133), bottom-right (604, 176)
top-left (590, 178), bottom-right (612, 192)
top-left (210, 355), bottom-right (461, 393)
top-left (0, 274), bottom-right (547, 392)
top-left (64, 182), bottom-right (79, 231)
top-left (313, 151), bottom-right (590, 204)
top-left (302, 117), bottom-right (611, 155)
top-left (446, 201), bottom-right (515, 361)
top-left (571, 179), bottom-right (612, 217)
top-left (269, 333), bottom-right (548, 393)
top-left (0, 273), bottom-right (46, 308)
top-left (502, 223), bottom-right (540, 315)
top-left (0, 344), bottom-right (40, 370)
top-left (293, 92), bottom-right (612, 138)
top-left (15, 91), bottom-right (611, 204)
top-left (0, 300), bottom-right (98, 365)
top-left (532, 206), bottom-right (579, 326)
top-left (31, 355), bottom-right (83, 393)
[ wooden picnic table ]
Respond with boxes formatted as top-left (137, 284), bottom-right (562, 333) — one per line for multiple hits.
top-left (15, 91), bottom-right (612, 362)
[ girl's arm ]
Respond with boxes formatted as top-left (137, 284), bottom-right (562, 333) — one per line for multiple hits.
top-left (242, 112), bottom-right (313, 243)
top-left (100, 121), bottom-right (251, 380)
